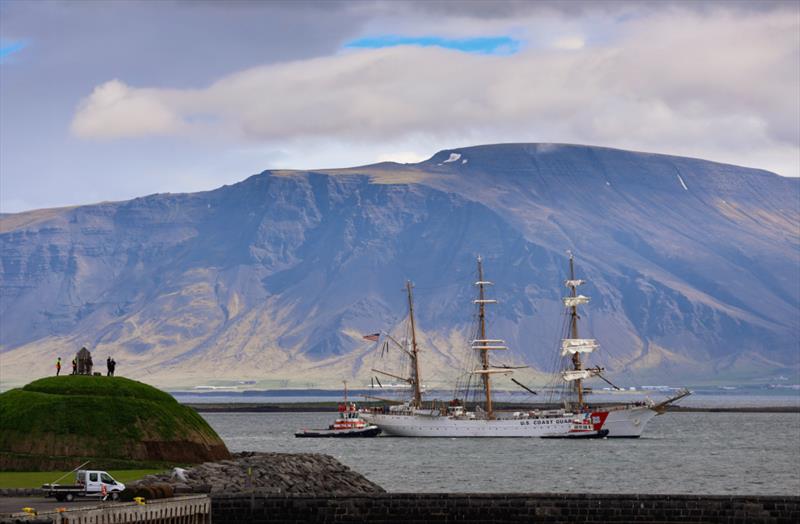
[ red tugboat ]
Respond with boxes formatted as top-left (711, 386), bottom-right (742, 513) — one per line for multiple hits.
top-left (295, 382), bottom-right (381, 438)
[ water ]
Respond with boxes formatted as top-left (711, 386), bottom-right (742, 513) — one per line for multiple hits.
top-left (177, 388), bottom-right (800, 407)
top-left (201, 411), bottom-right (800, 495)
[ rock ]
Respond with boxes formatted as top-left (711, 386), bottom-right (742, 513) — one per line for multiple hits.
top-left (171, 467), bottom-right (189, 482)
top-left (131, 451), bottom-right (384, 496)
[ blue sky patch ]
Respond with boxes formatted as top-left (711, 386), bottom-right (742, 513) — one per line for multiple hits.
top-left (345, 35), bottom-right (520, 55)
top-left (0, 41), bottom-right (27, 62)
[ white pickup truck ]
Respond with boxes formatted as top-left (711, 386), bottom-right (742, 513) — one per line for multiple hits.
top-left (42, 469), bottom-right (126, 502)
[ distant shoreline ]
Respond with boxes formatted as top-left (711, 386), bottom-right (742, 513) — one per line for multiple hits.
top-left (186, 402), bottom-right (800, 414)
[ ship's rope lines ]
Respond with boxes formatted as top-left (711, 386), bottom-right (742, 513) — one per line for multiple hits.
top-left (567, 299), bottom-right (627, 384)
top-left (545, 310), bottom-right (572, 405)
top-left (588, 318), bottom-right (627, 371)
top-left (453, 266), bottom-right (478, 396)
top-left (450, 320), bottom-right (475, 400)
top-left (410, 280), bottom-right (462, 293)
top-left (452, 263), bottom-right (486, 405)
top-left (366, 304), bottom-right (414, 403)
top-left (453, 308), bottom-right (483, 405)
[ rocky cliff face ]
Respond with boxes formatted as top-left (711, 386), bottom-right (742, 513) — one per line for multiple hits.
top-left (1, 144), bottom-right (797, 387)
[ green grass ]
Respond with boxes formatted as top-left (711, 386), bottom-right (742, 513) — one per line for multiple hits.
top-left (23, 376), bottom-right (176, 403)
top-left (0, 469), bottom-right (164, 488)
top-left (2, 376), bottom-right (219, 444)
top-left (0, 375), bottom-right (227, 469)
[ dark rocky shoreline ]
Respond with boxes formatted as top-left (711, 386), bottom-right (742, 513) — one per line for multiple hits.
top-left (127, 452), bottom-right (384, 497)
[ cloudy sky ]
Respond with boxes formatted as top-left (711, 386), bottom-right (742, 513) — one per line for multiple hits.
top-left (1, 0), bottom-right (798, 212)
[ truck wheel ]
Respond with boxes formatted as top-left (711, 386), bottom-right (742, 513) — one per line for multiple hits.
top-left (111, 492), bottom-right (120, 501)
top-left (65, 493), bottom-right (74, 502)
top-left (55, 494), bottom-right (65, 502)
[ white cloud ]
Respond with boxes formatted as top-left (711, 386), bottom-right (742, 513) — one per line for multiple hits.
top-left (552, 36), bottom-right (585, 50)
top-left (71, 80), bottom-right (183, 139)
top-left (70, 6), bottom-right (800, 177)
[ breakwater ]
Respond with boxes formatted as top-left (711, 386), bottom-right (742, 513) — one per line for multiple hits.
top-left (128, 452), bottom-right (384, 496)
top-left (210, 493), bottom-right (799, 523)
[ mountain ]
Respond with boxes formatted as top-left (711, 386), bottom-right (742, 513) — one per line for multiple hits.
top-left (1, 144), bottom-right (797, 388)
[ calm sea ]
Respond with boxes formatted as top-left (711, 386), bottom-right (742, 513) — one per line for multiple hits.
top-left (201, 411), bottom-right (800, 495)
top-left (177, 388), bottom-right (800, 407)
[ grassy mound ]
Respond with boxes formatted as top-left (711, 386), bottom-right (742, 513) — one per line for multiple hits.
top-left (22, 375), bottom-right (175, 402)
top-left (0, 376), bottom-right (230, 471)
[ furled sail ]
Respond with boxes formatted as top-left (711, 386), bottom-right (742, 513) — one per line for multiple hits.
top-left (562, 295), bottom-right (590, 307)
top-left (472, 338), bottom-right (508, 350)
top-left (561, 369), bottom-right (596, 381)
top-left (564, 279), bottom-right (585, 288)
top-left (560, 338), bottom-right (598, 356)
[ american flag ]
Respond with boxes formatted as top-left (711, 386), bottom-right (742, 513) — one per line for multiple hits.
top-left (362, 333), bottom-right (380, 342)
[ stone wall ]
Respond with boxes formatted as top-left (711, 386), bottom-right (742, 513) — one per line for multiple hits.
top-left (211, 493), bottom-right (799, 523)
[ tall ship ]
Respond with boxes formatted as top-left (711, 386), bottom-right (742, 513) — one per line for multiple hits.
top-left (556, 252), bottom-right (691, 437)
top-left (361, 257), bottom-right (580, 437)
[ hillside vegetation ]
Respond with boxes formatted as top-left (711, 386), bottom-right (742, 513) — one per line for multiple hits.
top-left (0, 376), bottom-right (230, 471)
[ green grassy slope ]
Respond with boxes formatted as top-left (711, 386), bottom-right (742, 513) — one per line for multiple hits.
top-left (2, 377), bottom-right (217, 443)
top-left (23, 376), bottom-right (175, 402)
top-left (0, 376), bottom-right (230, 471)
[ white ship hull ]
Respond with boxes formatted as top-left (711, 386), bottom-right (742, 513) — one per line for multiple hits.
top-left (362, 412), bottom-right (574, 437)
top-left (592, 405), bottom-right (658, 438)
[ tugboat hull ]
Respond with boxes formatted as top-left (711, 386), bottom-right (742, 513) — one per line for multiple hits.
top-left (294, 425), bottom-right (382, 438)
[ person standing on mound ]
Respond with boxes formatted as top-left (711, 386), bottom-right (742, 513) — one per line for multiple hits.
top-left (56, 357), bottom-right (62, 376)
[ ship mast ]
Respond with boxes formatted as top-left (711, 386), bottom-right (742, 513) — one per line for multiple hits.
top-left (406, 280), bottom-right (423, 409)
top-left (568, 254), bottom-right (584, 406)
top-left (469, 257), bottom-right (511, 420)
top-left (561, 251), bottom-right (599, 409)
top-left (476, 257), bottom-right (494, 419)
top-left (370, 281), bottom-right (424, 409)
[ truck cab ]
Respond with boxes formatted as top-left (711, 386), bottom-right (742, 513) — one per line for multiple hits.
top-left (77, 470), bottom-right (125, 495)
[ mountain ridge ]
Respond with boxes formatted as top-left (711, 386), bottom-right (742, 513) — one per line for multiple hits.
top-left (0, 143), bottom-right (797, 388)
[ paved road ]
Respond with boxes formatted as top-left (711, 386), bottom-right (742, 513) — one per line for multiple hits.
top-left (0, 496), bottom-right (124, 516)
